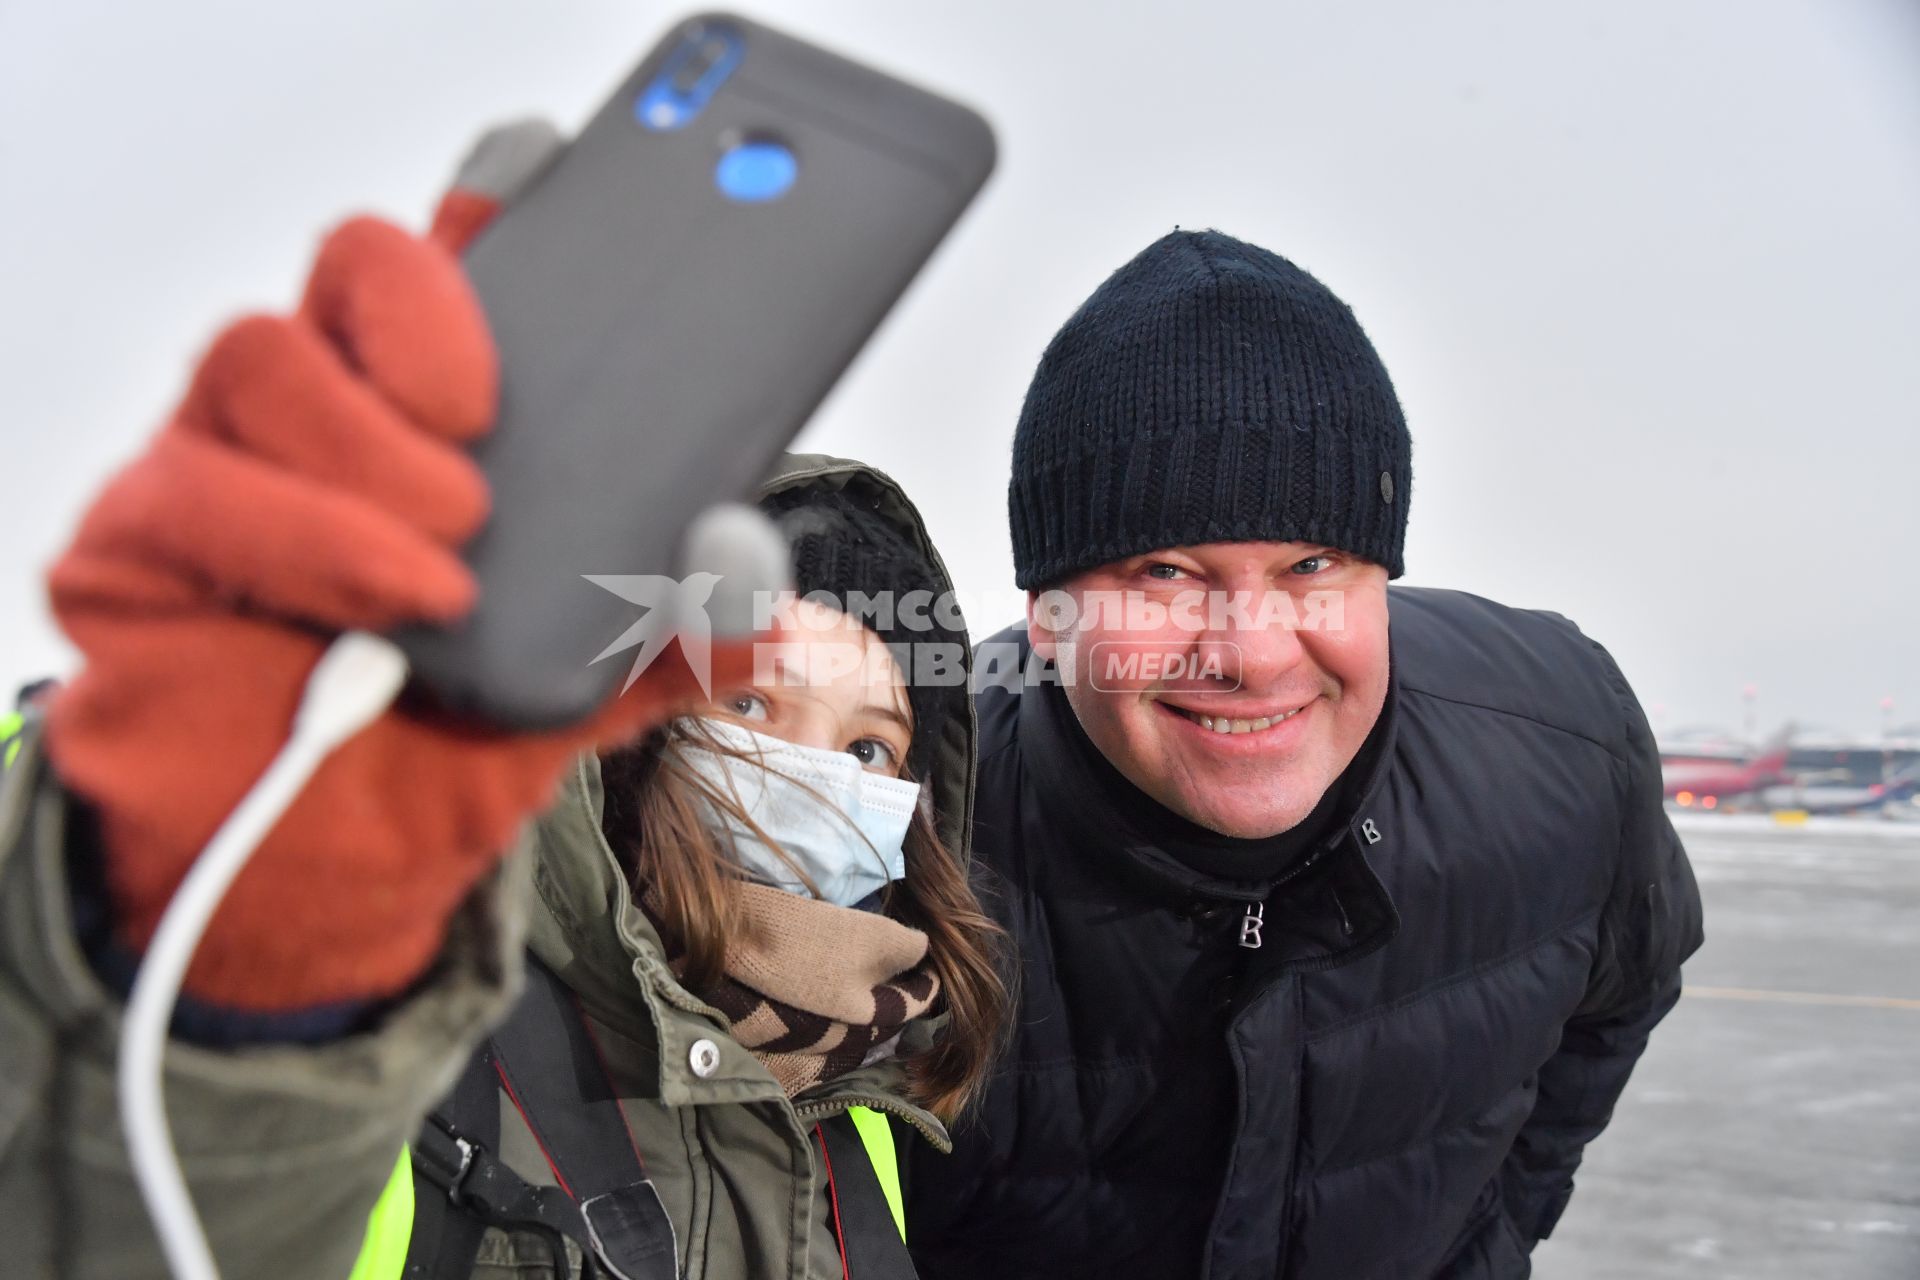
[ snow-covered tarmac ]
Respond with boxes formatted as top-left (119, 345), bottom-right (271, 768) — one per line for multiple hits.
top-left (1533, 817), bottom-right (1920, 1278)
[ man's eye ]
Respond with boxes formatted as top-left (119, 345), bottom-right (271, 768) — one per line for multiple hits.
top-left (724, 692), bottom-right (770, 721)
top-left (1290, 556), bottom-right (1333, 576)
top-left (1145, 563), bottom-right (1187, 581)
top-left (848, 738), bottom-right (899, 772)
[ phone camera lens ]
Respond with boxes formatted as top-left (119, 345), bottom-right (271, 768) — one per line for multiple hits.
top-left (672, 58), bottom-right (711, 94)
top-left (673, 35), bottom-right (736, 92)
top-left (636, 24), bottom-right (742, 131)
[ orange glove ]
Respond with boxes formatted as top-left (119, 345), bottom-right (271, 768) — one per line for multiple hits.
top-left (46, 124), bottom-right (764, 1011)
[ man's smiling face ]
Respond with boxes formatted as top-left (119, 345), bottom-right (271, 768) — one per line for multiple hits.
top-left (1029, 541), bottom-right (1390, 839)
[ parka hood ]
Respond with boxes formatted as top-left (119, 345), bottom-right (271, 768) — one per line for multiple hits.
top-left (754, 452), bottom-right (977, 861)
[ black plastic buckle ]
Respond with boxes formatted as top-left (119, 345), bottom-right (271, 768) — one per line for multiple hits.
top-left (414, 1120), bottom-right (481, 1204)
top-left (444, 1135), bottom-right (478, 1203)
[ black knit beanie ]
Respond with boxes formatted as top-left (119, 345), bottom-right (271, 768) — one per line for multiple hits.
top-left (757, 486), bottom-right (962, 778)
top-left (1008, 229), bottom-right (1412, 589)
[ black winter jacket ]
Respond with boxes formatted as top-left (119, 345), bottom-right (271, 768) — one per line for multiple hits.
top-left (905, 587), bottom-right (1703, 1280)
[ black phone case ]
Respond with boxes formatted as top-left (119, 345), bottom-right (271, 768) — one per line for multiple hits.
top-left (393, 12), bottom-right (994, 727)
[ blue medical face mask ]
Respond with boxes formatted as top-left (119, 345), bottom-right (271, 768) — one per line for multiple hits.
top-left (673, 719), bottom-right (922, 907)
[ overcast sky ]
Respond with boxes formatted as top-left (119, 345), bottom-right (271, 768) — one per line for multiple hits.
top-left (3, 1), bottom-right (1916, 738)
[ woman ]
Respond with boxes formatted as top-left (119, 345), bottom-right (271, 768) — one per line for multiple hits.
top-left (0, 191), bottom-right (1001, 1280)
top-left (399, 464), bottom-right (1007, 1279)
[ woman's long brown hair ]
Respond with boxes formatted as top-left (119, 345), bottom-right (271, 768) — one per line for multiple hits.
top-left (598, 718), bottom-right (1009, 1121)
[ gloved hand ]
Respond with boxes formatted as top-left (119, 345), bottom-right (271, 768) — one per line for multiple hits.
top-left (45, 123), bottom-right (773, 1012)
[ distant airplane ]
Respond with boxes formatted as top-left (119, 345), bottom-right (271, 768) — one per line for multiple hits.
top-left (1758, 762), bottom-right (1920, 816)
top-left (1657, 728), bottom-right (1748, 764)
top-left (1663, 725), bottom-right (1794, 809)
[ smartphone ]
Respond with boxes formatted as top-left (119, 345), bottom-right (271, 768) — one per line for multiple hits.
top-left (393, 12), bottom-right (995, 727)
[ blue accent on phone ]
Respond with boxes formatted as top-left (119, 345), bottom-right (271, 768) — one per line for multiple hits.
top-left (635, 22), bottom-right (744, 131)
top-left (716, 140), bottom-right (798, 202)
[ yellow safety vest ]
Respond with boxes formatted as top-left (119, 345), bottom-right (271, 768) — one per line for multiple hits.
top-left (0, 711), bottom-right (22, 770)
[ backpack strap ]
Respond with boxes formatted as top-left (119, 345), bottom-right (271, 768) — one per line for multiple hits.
top-left (406, 1037), bottom-right (581, 1278)
top-left (488, 957), bottom-right (679, 1280)
top-left (407, 955), bottom-right (675, 1279)
top-left (816, 1116), bottom-right (919, 1279)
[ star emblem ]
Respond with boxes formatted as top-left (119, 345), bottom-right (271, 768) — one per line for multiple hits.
top-left (582, 572), bottom-right (724, 696)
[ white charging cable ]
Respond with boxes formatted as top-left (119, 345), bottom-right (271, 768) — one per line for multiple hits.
top-left (118, 631), bottom-right (411, 1280)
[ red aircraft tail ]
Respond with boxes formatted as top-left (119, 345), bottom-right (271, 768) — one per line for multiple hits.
top-left (1741, 724), bottom-right (1795, 784)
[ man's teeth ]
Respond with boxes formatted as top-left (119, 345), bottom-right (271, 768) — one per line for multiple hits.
top-left (1178, 706), bottom-right (1302, 734)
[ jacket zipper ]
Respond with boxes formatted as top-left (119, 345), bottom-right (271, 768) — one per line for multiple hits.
top-left (1223, 843), bottom-right (1329, 951)
top-left (793, 1093), bottom-right (949, 1151)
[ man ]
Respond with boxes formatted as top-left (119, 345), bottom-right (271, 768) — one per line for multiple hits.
top-left (904, 230), bottom-right (1702, 1279)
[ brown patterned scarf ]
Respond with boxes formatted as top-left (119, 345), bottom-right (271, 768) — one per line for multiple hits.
top-left (650, 882), bottom-right (942, 1097)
